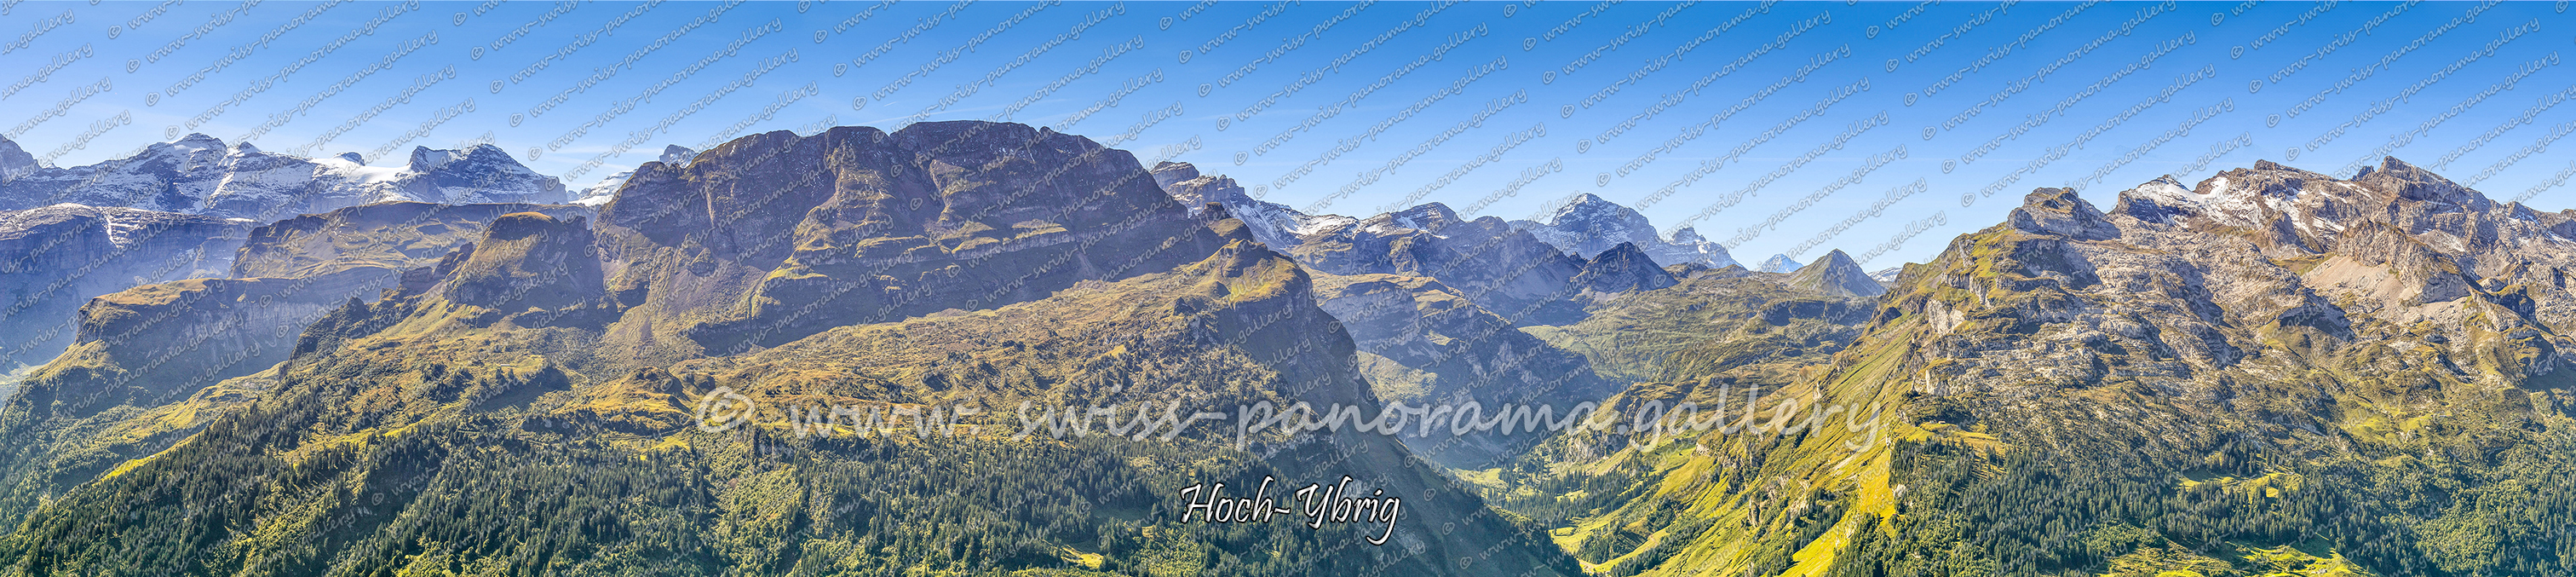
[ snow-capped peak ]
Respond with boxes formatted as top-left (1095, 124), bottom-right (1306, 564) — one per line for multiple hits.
top-left (3, 136), bottom-right (570, 217)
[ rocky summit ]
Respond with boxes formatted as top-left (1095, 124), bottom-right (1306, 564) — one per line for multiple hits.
top-left (1756, 252), bottom-right (1805, 273)
top-left (1786, 249), bottom-right (1887, 298)
top-left (1511, 193), bottom-right (1739, 268)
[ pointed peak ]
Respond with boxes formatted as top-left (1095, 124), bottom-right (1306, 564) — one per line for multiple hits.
top-left (1670, 226), bottom-right (1705, 244)
top-left (1575, 241), bottom-right (1678, 292)
top-left (1788, 249), bottom-right (1887, 297)
top-left (1757, 254), bottom-right (1805, 274)
top-left (2147, 174), bottom-right (2186, 188)
top-left (1548, 193), bottom-right (1641, 226)
top-left (150, 133), bottom-right (225, 154)
top-left (1813, 249), bottom-right (1858, 268)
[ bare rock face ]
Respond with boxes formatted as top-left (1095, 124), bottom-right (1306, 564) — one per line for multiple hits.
top-left (23, 269), bottom-right (393, 416)
top-left (597, 122), bottom-right (1234, 356)
top-left (0, 205), bottom-right (254, 372)
top-left (2008, 188), bottom-right (2119, 240)
top-left (573, 145), bottom-right (697, 206)
top-left (0, 200), bottom-right (590, 378)
top-left (439, 212), bottom-right (605, 314)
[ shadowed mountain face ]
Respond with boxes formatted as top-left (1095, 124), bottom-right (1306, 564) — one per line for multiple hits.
top-left (0, 123), bottom-right (1579, 577)
top-left (0, 205), bottom-right (254, 372)
top-left (1490, 158), bottom-right (2576, 577)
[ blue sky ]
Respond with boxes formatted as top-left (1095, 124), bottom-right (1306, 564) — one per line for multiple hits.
top-left (7, 1), bottom-right (2573, 266)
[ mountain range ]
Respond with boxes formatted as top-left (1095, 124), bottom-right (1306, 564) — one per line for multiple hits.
top-left (0, 121), bottom-right (2566, 577)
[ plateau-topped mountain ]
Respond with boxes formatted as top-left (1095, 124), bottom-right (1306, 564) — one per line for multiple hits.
top-left (0, 122), bottom-right (1577, 576)
top-left (0, 134), bottom-right (567, 221)
top-left (1511, 193), bottom-right (1739, 268)
top-left (1492, 157), bottom-right (2576, 577)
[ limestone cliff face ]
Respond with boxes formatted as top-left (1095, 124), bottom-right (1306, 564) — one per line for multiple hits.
top-left (596, 122), bottom-right (1232, 358)
top-left (0, 205), bottom-right (253, 372)
top-left (437, 212), bottom-right (605, 314)
top-left (24, 270), bottom-right (391, 416)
